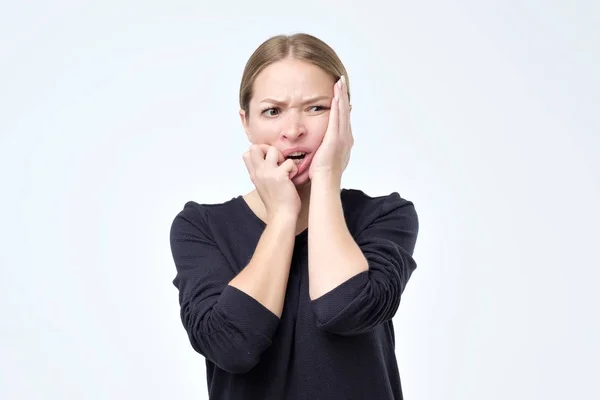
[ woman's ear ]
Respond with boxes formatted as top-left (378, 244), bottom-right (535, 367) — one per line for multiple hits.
top-left (239, 109), bottom-right (252, 142)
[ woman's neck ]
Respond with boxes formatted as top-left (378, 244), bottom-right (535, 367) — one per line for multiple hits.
top-left (244, 183), bottom-right (312, 236)
top-left (296, 183), bottom-right (312, 234)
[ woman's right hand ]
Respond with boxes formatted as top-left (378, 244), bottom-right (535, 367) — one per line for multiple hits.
top-left (243, 144), bottom-right (301, 220)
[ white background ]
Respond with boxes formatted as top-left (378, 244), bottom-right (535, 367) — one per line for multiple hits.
top-left (1, 1), bottom-right (598, 399)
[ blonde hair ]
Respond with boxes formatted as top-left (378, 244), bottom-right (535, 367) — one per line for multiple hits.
top-left (239, 33), bottom-right (350, 117)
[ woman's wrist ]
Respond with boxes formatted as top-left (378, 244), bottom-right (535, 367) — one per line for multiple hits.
top-left (310, 169), bottom-right (342, 190)
top-left (267, 210), bottom-right (298, 229)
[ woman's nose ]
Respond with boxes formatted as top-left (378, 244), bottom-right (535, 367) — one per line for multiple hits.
top-left (281, 113), bottom-right (305, 140)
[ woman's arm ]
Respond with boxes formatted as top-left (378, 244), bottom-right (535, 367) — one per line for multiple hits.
top-left (232, 144), bottom-right (301, 317)
top-left (170, 205), bottom-right (295, 374)
top-left (228, 211), bottom-right (297, 318)
top-left (308, 172), bottom-right (368, 301)
top-left (308, 178), bottom-right (419, 336)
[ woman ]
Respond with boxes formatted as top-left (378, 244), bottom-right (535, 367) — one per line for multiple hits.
top-left (169, 33), bottom-right (419, 400)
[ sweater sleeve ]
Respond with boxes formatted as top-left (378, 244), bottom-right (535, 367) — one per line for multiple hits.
top-left (310, 192), bottom-right (419, 336)
top-left (169, 204), bottom-right (280, 373)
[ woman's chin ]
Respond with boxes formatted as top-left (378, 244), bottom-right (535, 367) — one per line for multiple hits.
top-left (291, 169), bottom-right (311, 187)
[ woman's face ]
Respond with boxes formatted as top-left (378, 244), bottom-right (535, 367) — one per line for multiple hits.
top-left (240, 57), bottom-right (336, 187)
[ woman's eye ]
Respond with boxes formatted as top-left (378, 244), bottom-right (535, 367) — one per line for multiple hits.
top-left (308, 105), bottom-right (327, 112)
top-left (263, 108), bottom-right (279, 117)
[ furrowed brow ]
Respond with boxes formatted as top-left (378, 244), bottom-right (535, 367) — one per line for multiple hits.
top-left (259, 95), bottom-right (330, 106)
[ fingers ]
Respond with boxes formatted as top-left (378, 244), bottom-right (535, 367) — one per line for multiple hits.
top-left (279, 158), bottom-right (299, 179)
top-left (256, 144), bottom-right (271, 155)
top-left (338, 76), bottom-right (349, 140)
top-left (257, 144), bottom-right (285, 165)
top-left (245, 144), bottom-right (291, 176)
top-left (249, 144), bottom-right (266, 166)
top-left (265, 145), bottom-right (282, 166)
top-left (327, 79), bottom-right (340, 138)
top-left (277, 149), bottom-right (285, 165)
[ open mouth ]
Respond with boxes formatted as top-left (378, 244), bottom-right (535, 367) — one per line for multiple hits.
top-left (286, 151), bottom-right (307, 165)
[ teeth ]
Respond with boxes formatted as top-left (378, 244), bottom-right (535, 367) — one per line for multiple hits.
top-left (286, 151), bottom-right (306, 165)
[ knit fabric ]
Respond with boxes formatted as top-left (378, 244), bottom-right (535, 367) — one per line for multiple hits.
top-left (169, 189), bottom-right (419, 399)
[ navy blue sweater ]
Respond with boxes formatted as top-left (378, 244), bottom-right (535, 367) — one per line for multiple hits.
top-left (169, 189), bottom-right (419, 399)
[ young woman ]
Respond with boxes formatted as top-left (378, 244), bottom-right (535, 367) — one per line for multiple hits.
top-left (170, 33), bottom-right (419, 400)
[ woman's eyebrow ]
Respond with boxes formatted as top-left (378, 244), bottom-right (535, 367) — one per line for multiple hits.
top-left (259, 95), bottom-right (330, 105)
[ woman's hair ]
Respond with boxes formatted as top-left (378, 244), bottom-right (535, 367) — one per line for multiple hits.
top-left (239, 33), bottom-right (350, 118)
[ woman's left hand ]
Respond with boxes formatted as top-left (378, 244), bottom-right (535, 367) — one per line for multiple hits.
top-left (309, 75), bottom-right (353, 180)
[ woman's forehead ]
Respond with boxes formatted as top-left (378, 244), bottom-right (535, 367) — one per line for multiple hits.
top-left (253, 59), bottom-right (335, 99)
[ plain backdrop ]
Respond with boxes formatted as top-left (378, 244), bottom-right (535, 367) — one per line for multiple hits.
top-left (1, 1), bottom-right (599, 399)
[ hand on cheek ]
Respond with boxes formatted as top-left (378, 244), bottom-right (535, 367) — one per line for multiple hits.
top-left (309, 75), bottom-right (353, 180)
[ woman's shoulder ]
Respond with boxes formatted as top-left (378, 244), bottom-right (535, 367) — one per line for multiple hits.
top-left (341, 188), bottom-right (415, 211)
top-left (170, 195), bottom-right (248, 234)
top-left (180, 195), bottom-right (243, 214)
top-left (341, 188), bottom-right (417, 229)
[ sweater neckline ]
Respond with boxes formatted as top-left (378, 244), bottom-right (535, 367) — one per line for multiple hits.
top-left (235, 195), bottom-right (309, 240)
